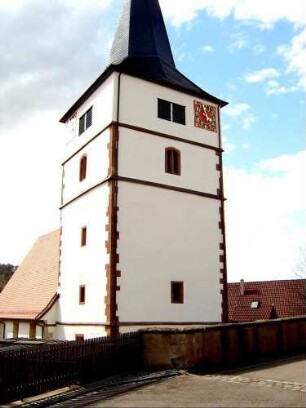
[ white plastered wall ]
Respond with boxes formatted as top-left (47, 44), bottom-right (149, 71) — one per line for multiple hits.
top-left (118, 127), bottom-right (219, 194)
top-left (116, 74), bottom-right (223, 325)
top-left (58, 73), bottom-right (118, 340)
top-left (4, 322), bottom-right (13, 338)
top-left (63, 74), bottom-right (117, 160)
top-left (56, 325), bottom-right (107, 341)
top-left (58, 185), bottom-right (110, 329)
top-left (18, 322), bottom-right (29, 338)
top-left (117, 182), bottom-right (223, 323)
top-left (62, 127), bottom-right (111, 204)
top-left (57, 70), bottom-right (224, 336)
top-left (41, 301), bottom-right (58, 339)
top-left (119, 75), bottom-right (220, 148)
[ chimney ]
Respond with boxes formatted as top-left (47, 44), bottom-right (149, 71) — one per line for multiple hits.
top-left (240, 279), bottom-right (245, 296)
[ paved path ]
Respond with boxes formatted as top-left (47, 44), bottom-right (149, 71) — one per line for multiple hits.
top-left (90, 355), bottom-right (306, 407)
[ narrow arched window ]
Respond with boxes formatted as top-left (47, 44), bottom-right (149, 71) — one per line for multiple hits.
top-left (165, 148), bottom-right (181, 175)
top-left (79, 155), bottom-right (87, 182)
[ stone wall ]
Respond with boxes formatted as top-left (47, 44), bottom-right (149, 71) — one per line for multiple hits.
top-left (141, 316), bottom-right (306, 371)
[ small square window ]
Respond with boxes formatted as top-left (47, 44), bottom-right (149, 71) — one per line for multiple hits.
top-left (75, 334), bottom-right (84, 342)
top-left (171, 281), bottom-right (184, 304)
top-left (250, 301), bottom-right (260, 309)
top-left (79, 285), bottom-right (86, 304)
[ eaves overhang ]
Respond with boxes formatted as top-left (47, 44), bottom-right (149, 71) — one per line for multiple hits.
top-left (60, 63), bottom-right (227, 123)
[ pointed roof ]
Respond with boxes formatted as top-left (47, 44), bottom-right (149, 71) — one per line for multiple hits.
top-left (60, 0), bottom-right (227, 123)
top-left (109, 0), bottom-right (175, 67)
top-left (0, 230), bottom-right (60, 321)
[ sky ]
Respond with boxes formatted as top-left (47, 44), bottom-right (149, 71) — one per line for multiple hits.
top-left (0, 0), bottom-right (305, 282)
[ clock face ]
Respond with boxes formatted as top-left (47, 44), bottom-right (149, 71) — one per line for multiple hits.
top-left (194, 101), bottom-right (217, 132)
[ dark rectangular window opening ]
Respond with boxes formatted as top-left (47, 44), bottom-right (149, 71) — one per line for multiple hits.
top-left (158, 99), bottom-right (185, 125)
top-left (171, 281), bottom-right (184, 304)
top-left (165, 148), bottom-right (181, 175)
top-left (79, 285), bottom-right (86, 304)
top-left (79, 115), bottom-right (85, 135)
top-left (79, 155), bottom-right (87, 182)
top-left (86, 107), bottom-right (93, 128)
top-left (75, 334), bottom-right (85, 342)
top-left (79, 106), bottom-right (93, 135)
top-left (13, 322), bottom-right (19, 338)
top-left (173, 103), bottom-right (186, 125)
top-left (81, 227), bottom-right (87, 247)
top-left (158, 99), bottom-right (171, 121)
top-left (29, 323), bottom-right (36, 339)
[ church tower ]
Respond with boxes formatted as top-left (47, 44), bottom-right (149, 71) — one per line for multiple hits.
top-left (57, 0), bottom-right (228, 339)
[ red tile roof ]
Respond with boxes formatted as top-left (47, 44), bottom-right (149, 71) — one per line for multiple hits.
top-left (228, 279), bottom-right (306, 322)
top-left (0, 230), bottom-right (60, 320)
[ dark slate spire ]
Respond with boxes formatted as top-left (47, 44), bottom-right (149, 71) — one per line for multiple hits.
top-left (108, 0), bottom-right (227, 107)
top-left (109, 0), bottom-right (175, 67)
top-left (60, 0), bottom-right (226, 123)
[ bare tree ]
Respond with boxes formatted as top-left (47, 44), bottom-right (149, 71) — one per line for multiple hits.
top-left (0, 264), bottom-right (17, 292)
top-left (295, 247), bottom-right (306, 278)
top-left (295, 247), bottom-right (306, 302)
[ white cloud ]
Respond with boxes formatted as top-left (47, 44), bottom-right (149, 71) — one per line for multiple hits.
top-left (259, 152), bottom-right (305, 179)
top-left (160, 0), bottom-right (209, 27)
top-left (223, 103), bottom-right (251, 117)
top-left (0, 0), bottom-right (23, 10)
top-left (225, 150), bottom-right (306, 282)
top-left (0, 0), bottom-right (111, 11)
top-left (223, 102), bottom-right (257, 130)
top-left (201, 45), bottom-right (214, 53)
top-left (60, 0), bottom-right (111, 10)
top-left (0, 110), bottom-right (65, 265)
top-left (244, 68), bottom-right (280, 83)
top-left (277, 28), bottom-right (306, 91)
top-left (177, 52), bottom-right (187, 62)
top-left (230, 0), bottom-right (305, 29)
top-left (222, 136), bottom-right (237, 154)
top-left (242, 113), bottom-right (257, 129)
top-left (240, 29), bottom-right (305, 94)
top-left (160, 0), bottom-right (306, 28)
top-left (222, 136), bottom-right (251, 155)
top-left (266, 80), bottom-right (297, 95)
top-left (253, 44), bottom-right (266, 55)
top-left (241, 143), bottom-right (250, 149)
top-left (0, 0), bottom-right (114, 130)
top-left (227, 32), bottom-right (249, 53)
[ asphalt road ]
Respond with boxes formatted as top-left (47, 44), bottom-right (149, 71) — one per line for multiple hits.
top-left (90, 355), bottom-right (306, 407)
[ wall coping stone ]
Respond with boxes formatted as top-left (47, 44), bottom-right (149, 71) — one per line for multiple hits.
top-left (139, 316), bottom-right (306, 335)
